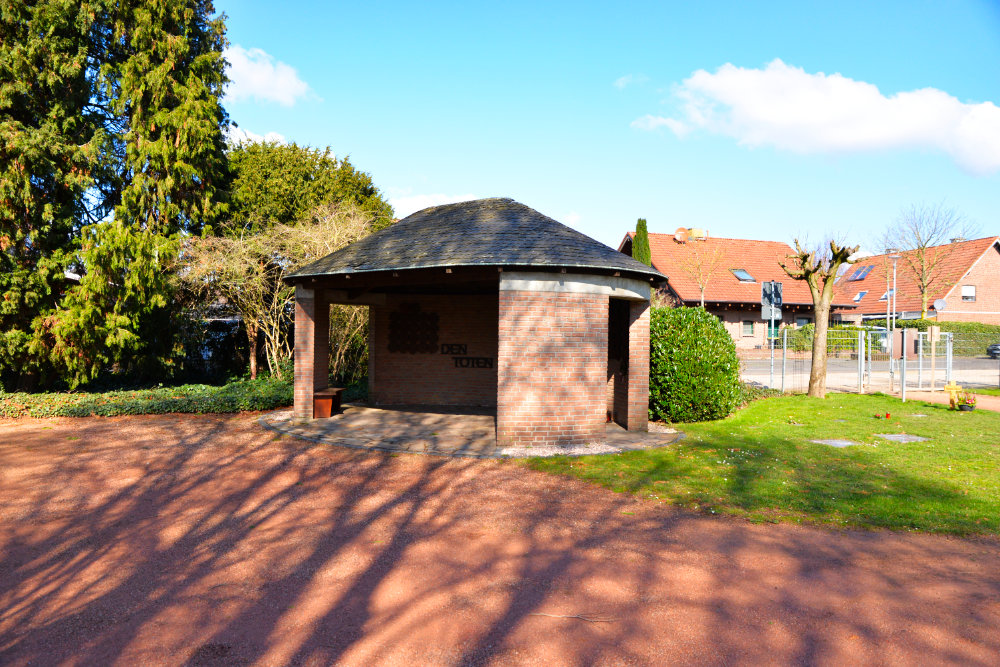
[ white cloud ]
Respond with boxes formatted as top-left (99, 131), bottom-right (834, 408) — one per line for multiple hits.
top-left (635, 59), bottom-right (1000, 174)
top-left (614, 73), bottom-right (648, 90)
top-left (388, 192), bottom-right (478, 218)
top-left (225, 126), bottom-right (287, 146)
top-left (631, 114), bottom-right (691, 136)
top-left (224, 45), bottom-right (311, 107)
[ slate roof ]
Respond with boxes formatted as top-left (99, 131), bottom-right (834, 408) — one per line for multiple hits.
top-left (621, 232), bottom-right (853, 307)
top-left (833, 236), bottom-right (1000, 315)
top-left (286, 198), bottom-right (666, 283)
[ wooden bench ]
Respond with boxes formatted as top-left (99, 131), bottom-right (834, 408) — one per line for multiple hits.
top-left (313, 387), bottom-right (345, 418)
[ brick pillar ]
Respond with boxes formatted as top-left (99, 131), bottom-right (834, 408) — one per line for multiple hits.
top-left (497, 291), bottom-right (608, 447)
top-left (623, 300), bottom-right (650, 431)
top-left (293, 287), bottom-right (329, 419)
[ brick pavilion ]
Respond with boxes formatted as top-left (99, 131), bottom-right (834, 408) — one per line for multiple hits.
top-left (283, 198), bottom-right (666, 448)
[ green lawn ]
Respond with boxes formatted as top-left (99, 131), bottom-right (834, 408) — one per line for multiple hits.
top-left (527, 394), bottom-right (1000, 535)
top-left (973, 387), bottom-right (1000, 396)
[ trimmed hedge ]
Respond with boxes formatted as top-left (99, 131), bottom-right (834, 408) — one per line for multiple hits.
top-left (0, 378), bottom-right (292, 418)
top-left (863, 319), bottom-right (1000, 336)
top-left (649, 307), bottom-right (741, 423)
top-left (738, 381), bottom-right (782, 406)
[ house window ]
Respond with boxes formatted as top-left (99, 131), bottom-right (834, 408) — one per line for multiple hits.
top-left (878, 289), bottom-right (894, 301)
top-left (731, 269), bottom-right (755, 283)
top-left (795, 316), bottom-right (812, 328)
top-left (742, 320), bottom-right (754, 336)
top-left (962, 285), bottom-right (976, 302)
top-left (853, 291), bottom-right (867, 302)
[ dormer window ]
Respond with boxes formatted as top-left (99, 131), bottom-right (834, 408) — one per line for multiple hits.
top-left (853, 291), bottom-right (868, 302)
top-left (731, 269), bottom-right (755, 283)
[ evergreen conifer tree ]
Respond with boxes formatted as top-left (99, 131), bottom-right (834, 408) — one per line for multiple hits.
top-left (633, 218), bottom-right (652, 266)
top-left (2, 0), bottom-right (230, 388)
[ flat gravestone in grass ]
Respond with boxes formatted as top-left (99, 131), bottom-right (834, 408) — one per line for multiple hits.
top-left (876, 433), bottom-right (930, 443)
top-left (811, 439), bottom-right (863, 448)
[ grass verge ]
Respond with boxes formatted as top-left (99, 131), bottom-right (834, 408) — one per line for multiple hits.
top-left (526, 393), bottom-right (1000, 535)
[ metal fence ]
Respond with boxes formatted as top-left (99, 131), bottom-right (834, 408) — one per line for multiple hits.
top-left (739, 328), bottom-right (1000, 394)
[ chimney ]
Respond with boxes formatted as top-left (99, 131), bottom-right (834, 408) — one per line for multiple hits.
top-left (950, 237), bottom-right (966, 243)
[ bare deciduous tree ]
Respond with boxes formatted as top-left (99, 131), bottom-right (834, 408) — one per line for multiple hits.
top-left (677, 243), bottom-right (726, 307)
top-left (781, 240), bottom-right (859, 398)
top-left (882, 203), bottom-right (978, 318)
top-left (180, 203), bottom-right (372, 380)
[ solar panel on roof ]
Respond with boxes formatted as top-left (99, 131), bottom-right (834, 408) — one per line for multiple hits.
top-left (847, 265), bottom-right (874, 281)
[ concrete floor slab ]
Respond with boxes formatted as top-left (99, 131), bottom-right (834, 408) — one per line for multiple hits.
top-left (260, 403), bottom-right (682, 458)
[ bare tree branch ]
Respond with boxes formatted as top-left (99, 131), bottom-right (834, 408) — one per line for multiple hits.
top-left (882, 202), bottom-right (978, 318)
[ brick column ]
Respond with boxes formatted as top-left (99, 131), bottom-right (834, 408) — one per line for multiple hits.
top-left (497, 291), bottom-right (608, 447)
top-left (623, 300), bottom-right (650, 431)
top-left (293, 287), bottom-right (329, 419)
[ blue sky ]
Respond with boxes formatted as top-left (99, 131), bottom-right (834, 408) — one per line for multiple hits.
top-left (217, 0), bottom-right (1000, 249)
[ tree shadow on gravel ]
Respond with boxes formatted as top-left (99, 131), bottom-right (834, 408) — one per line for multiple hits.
top-left (0, 415), bottom-right (998, 665)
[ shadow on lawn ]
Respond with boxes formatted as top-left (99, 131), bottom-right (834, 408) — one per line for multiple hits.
top-left (0, 415), bottom-right (998, 665)
top-left (622, 427), bottom-right (985, 532)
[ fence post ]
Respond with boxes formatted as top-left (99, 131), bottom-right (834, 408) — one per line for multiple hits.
top-left (781, 328), bottom-right (787, 394)
top-left (901, 329), bottom-right (907, 402)
top-left (857, 329), bottom-right (864, 394)
top-left (917, 331), bottom-right (923, 389)
top-left (946, 333), bottom-right (953, 384)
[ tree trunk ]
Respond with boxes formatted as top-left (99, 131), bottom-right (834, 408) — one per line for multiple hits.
top-left (809, 295), bottom-right (831, 398)
top-left (700, 289), bottom-right (705, 308)
top-left (247, 324), bottom-right (258, 380)
top-left (921, 291), bottom-right (928, 319)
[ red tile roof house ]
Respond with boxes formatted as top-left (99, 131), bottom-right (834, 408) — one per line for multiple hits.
top-left (833, 236), bottom-right (1000, 325)
top-left (620, 230), bottom-right (855, 350)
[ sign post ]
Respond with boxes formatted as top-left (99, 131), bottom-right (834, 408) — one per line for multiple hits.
top-left (762, 281), bottom-right (783, 388)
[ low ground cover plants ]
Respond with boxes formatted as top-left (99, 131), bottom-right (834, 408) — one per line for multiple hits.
top-left (529, 393), bottom-right (1000, 535)
top-left (0, 377), bottom-right (293, 418)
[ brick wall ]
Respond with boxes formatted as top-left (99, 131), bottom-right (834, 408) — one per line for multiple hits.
top-left (293, 288), bottom-right (329, 419)
top-left (497, 291), bottom-right (608, 447)
top-left (939, 245), bottom-right (1000, 325)
top-left (369, 293), bottom-right (499, 406)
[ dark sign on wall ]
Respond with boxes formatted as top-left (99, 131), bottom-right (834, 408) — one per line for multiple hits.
top-left (453, 357), bottom-right (494, 368)
top-left (441, 342), bottom-right (493, 369)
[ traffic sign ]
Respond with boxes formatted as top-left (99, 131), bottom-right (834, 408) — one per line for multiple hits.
top-left (761, 281), bottom-right (783, 320)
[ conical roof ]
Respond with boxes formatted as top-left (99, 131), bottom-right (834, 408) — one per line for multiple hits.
top-left (285, 197), bottom-right (665, 283)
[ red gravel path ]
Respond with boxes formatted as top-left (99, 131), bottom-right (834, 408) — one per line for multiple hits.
top-left (1, 414), bottom-right (998, 666)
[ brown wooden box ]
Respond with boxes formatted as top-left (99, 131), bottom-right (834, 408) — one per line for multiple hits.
top-left (313, 387), bottom-right (344, 419)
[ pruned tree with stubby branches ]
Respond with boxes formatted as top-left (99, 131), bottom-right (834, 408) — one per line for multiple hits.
top-left (780, 240), bottom-right (859, 398)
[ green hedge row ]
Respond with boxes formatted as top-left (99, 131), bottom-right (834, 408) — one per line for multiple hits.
top-left (863, 319), bottom-right (1000, 336)
top-left (0, 378), bottom-right (293, 418)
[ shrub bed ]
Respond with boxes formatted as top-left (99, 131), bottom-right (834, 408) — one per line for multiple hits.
top-left (649, 307), bottom-right (741, 423)
top-left (0, 377), bottom-right (292, 418)
top-left (737, 381), bottom-right (782, 406)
